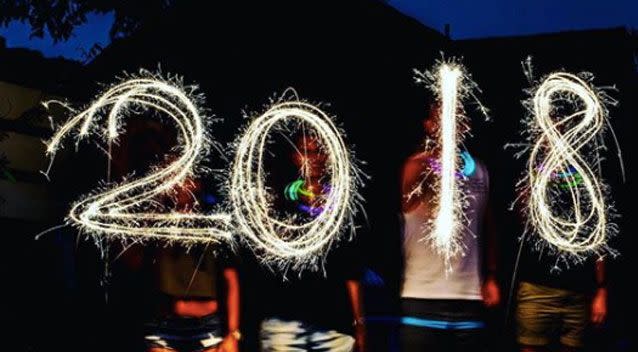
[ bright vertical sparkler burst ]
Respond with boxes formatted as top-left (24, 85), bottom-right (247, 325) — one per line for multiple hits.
top-left (412, 60), bottom-right (488, 267)
top-left (510, 62), bottom-right (623, 264)
top-left (433, 65), bottom-right (462, 257)
top-left (229, 100), bottom-right (363, 273)
top-left (43, 72), bottom-right (231, 244)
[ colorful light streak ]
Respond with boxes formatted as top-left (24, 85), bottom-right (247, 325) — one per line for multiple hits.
top-left (284, 179), bottom-right (331, 217)
top-left (460, 151), bottom-right (476, 177)
top-left (284, 179), bottom-right (316, 201)
top-left (425, 151), bottom-right (476, 179)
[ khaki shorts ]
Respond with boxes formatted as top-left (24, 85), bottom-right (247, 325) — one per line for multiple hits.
top-left (516, 281), bottom-right (588, 348)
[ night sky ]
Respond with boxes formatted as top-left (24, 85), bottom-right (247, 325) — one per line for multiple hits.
top-left (0, 1), bottom-right (636, 61)
top-left (0, 12), bottom-right (114, 61)
top-left (389, 0), bottom-right (637, 38)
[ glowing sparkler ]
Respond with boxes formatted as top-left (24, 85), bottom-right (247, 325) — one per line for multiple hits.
top-left (509, 65), bottom-right (624, 262)
top-left (412, 61), bottom-right (488, 266)
top-left (229, 101), bottom-right (361, 272)
top-left (432, 65), bottom-right (463, 258)
top-left (44, 73), bottom-right (231, 243)
top-left (524, 72), bottom-right (618, 256)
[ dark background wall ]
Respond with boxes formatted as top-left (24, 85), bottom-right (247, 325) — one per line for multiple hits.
top-left (1, 1), bottom-right (636, 351)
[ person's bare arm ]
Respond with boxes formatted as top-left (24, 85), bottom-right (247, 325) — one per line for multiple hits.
top-left (346, 280), bottom-right (366, 352)
top-left (401, 154), bottom-right (428, 212)
top-left (219, 267), bottom-right (240, 352)
top-left (484, 206), bottom-right (498, 274)
top-left (482, 204), bottom-right (501, 307)
top-left (119, 242), bottom-right (145, 271)
top-left (591, 258), bottom-right (607, 325)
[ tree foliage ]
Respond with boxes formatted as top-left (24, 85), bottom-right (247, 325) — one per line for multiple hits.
top-left (0, 0), bottom-right (174, 42)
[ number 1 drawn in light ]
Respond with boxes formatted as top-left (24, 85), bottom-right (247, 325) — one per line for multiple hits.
top-left (431, 65), bottom-right (463, 259)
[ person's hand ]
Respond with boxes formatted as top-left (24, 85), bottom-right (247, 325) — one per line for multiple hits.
top-left (515, 187), bottom-right (531, 221)
top-left (482, 275), bottom-right (501, 308)
top-left (173, 178), bottom-right (201, 211)
top-left (591, 287), bottom-right (607, 326)
top-left (354, 323), bottom-right (367, 352)
top-left (218, 334), bottom-right (239, 352)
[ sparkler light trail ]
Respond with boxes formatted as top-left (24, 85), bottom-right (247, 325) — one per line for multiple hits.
top-left (432, 65), bottom-right (463, 259)
top-left (509, 65), bottom-right (624, 262)
top-left (229, 100), bottom-right (362, 272)
top-left (44, 73), bottom-right (231, 244)
top-left (411, 60), bottom-right (488, 267)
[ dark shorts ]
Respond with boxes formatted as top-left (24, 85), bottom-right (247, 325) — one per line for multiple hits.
top-left (144, 314), bottom-right (223, 352)
top-left (516, 281), bottom-right (588, 348)
top-left (400, 298), bottom-right (485, 352)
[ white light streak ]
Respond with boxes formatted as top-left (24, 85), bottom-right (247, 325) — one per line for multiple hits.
top-left (229, 101), bottom-right (361, 272)
top-left (523, 72), bottom-right (617, 257)
top-left (432, 65), bottom-right (462, 258)
top-left (412, 60), bottom-right (488, 267)
top-left (44, 74), bottom-right (231, 244)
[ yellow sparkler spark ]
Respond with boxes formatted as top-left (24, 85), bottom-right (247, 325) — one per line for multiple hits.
top-left (229, 101), bottom-right (360, 271)
top-left (44, 75), bottom-right (231, 243)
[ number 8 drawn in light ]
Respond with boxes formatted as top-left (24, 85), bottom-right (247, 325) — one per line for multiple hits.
top-left (526, 72), bottom-right (618, 256)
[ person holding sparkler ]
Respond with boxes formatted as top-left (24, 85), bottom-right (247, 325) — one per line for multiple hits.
top-left (512, 70), bottom-right (615, 352)
top-left (259, 135), bottom-right (367, 352)
top-left (516, 249), bottom-right (606, 352)
top-left (143, 178), bottom-right (241, 352)
top-left (399, 103), bottom-right (500, 352)
top-left (112, 120), bottom-right (242, 352)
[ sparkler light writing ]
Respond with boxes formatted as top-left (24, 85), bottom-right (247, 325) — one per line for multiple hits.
top-left (511, 67), bottom-right (623, 261)
top-left (411, 61), bottom-right (487, 267)
top-left (432, 65), bottom-right (463, 263)
top-left (43, 72), bottom-right (361, 272)
top-left (44, 73), bottom-right (231, 244)
top-left (229, 101), bottom-right (361, 272)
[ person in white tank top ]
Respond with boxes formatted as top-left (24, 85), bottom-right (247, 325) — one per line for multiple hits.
top-left (399, 104), bottom-right (500, 352)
